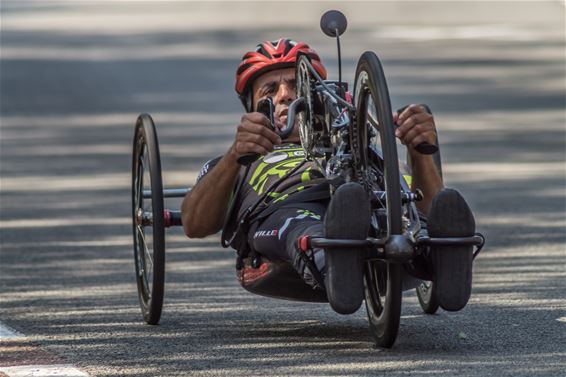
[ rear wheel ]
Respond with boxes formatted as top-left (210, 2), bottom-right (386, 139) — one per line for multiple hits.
top-left (131, 114), bottom-right (165, 325)
top-left (353, 51), bottom-right (403, 348)
top-left (416, 281), bottom-right (439, 314)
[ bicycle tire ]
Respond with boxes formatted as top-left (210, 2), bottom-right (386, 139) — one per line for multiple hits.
top-left (131, 113), bottom-right (165, 325)
top-left (353, 51), bottom-right (403, 348)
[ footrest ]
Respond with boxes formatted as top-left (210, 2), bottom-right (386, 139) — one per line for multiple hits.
top-left (301, 236), bottom-right (413, 261)
top-left (301, 236), bottom-right (384, 251)
top-left (416, 233), bottom-right (485, 258)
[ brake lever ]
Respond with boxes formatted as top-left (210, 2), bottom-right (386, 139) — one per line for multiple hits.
top-left (396, 105), bottom-right (439, 155)
top-left (237, 97), bottom-right (276, 166)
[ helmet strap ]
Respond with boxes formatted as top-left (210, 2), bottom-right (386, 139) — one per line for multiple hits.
top-left (239, 92), bottom-right (253, 113)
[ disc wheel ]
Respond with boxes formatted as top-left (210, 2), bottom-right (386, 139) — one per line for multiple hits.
top-left (131, 113), bottom-right (165, 325)
top-left (353, 51), bottom-right (403, 348)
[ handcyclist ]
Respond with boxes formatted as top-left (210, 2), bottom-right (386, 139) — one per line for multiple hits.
top-left (181, 39), bottom-right (476, 314)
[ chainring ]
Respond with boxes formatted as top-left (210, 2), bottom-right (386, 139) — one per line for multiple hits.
top-left (296, 57), bottom-right (316, 158)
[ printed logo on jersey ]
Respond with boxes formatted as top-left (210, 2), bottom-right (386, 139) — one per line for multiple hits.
top-left (263, 151), bottom-right (288, 164)
top-left (249, 147), bottom-right (305, 195)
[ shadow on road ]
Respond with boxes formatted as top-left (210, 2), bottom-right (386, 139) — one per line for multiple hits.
top-left (1, 4), bottom-right (565, 376)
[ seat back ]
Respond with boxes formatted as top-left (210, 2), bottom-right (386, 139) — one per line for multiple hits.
top-left (237, 257), bottom-right (328, 302)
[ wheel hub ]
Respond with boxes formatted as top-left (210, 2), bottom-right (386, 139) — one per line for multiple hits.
top-left (135, 208), bottom-right (153, 227)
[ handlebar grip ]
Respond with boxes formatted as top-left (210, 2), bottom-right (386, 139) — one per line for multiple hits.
top-left (396, 105), bottom-right (439, 155)
top-left (237, 97), bottom-right (275, 166)
top-left (237, 153), bottom-right (260, 165)
top-left (282, 97), bottom-right (307, 140)
top-left (414, 143), bottom-right (438, 155)
top-left (257, 97), bottom-right (275, 128)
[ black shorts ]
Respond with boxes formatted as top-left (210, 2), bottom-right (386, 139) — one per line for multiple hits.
top-left (248, 202), bottom-right (327, 283)
top-left (247, 201), bottom-right (430, 286)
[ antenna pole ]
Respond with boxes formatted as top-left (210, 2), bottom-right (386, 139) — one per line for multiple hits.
top-left (336, 29), bottom-right (342, 89)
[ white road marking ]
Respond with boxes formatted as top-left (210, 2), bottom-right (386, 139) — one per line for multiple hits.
top-left (0, 321), bottom-right (90, 376)
top-left (0, 322), bottom-right (24, 339)
top-left (0, 365), bottom-right (89, 377)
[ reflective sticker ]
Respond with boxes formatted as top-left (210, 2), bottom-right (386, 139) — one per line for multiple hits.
top-left (301, 167), bottom-right (311, 182)
top-left (271, 185), bottom-right (306, 204)
top-left (263, 151), bottom-right (288, 164)
top-left (272, 193), bottom-right (289, 203)
top-left (298, 209), bottom-right (321, 220)
top-left (403, 174), bottom-right (413, 187)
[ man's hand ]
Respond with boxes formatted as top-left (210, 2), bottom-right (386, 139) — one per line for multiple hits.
top-left (230, 112), bottom-right (282, 159)
top-left (393, 104), bottom-right (437, 157)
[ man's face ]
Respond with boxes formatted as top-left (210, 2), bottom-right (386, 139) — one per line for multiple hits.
top-left (251, 67), bottom-right (300, 142)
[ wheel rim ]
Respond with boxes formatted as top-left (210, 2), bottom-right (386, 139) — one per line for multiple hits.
top-left (358, 82), bottom-right (392, 337)
top-left (417, 281), bottom-right (434, 304)
top-left (353, 72), bottom-right (372, 179)
top-left (133, 139), bottom-right (154, 306)
top-left (420, 281), bottom-right (433, 295)
top-left (353, 71), bottom-right (395, 233)
top-left (353, 56), bottom-right (402, 235)
top-left (354, 52), bottom-right (403, 348)
top-left (365, 261), bottom-right (388, 319)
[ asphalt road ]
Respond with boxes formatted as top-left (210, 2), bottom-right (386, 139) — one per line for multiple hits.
top-left (1, 1), bottom-right (565, 376)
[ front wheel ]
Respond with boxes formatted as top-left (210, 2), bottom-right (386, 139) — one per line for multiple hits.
top-left (353, 51), bottom-right (403, 348)
top-left (364, 261), bottom-right (402, 348)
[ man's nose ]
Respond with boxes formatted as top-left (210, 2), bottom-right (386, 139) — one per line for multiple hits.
top-left (275, 83), bottom-right (295, 105)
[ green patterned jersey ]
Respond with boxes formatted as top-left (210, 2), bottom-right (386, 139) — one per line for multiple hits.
top-left (196, 144), bottom-right (325, 221)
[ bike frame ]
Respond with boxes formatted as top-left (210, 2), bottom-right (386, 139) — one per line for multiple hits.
top-left (143, 56), bottom-right (484, 259)
top-left (285, 55), bottom-right (485, 261)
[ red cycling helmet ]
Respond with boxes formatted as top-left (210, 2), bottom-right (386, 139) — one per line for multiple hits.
top-left (235, 38), bottom-right (327, 111)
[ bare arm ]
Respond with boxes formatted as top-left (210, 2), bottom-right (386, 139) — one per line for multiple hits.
top-left (394, 104), bottom-right (444, 215)
top-left (181, 112), bottom-right (282, 238)
top-left (410, 154), bottom-right (443, 214)
top-left (181, 150), bottom-right (240, 238)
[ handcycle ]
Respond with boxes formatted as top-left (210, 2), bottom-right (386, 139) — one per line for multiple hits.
top-left (131, 10), bottom-right (485, 348)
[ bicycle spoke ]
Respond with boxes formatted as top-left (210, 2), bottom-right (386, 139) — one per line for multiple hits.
top-left (137, 226), bottom-right (154, 270)
top-left (365, 95), bottom-right (378, 126)
top-left (134, 225), bottom-right (144, 277)
top-left (135, 226), bottom-right (153, 274)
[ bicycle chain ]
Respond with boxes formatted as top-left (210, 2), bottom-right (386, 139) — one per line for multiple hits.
top-left (349, 110), bottom-right (368, 188)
